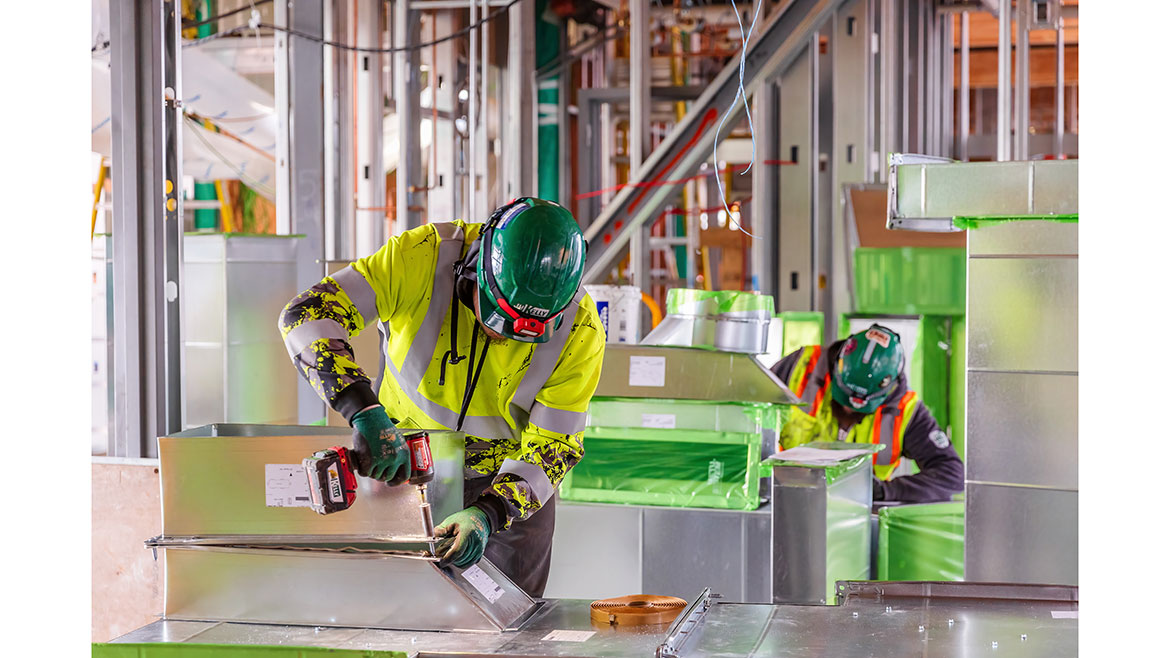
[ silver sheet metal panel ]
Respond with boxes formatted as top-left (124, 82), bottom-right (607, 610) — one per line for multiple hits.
top-left (967, 371), bottom-right (1078, 490)
top-left (543, 500), bottom-right (642, 601)
top-left (157, 426), bottom-right (465, 540)
top-left (591, 345), bottom-right (800, 405)
top-left (115, 594), bottom-right (1078, 656)
top-left (966, 220), bottom-right (1078, 586)
top-left (771, 458), bottom-right (872, 604)
top-left (183, 235), bottom-right (301, 428)
top-left (160, 545), bottom-right (537, 633)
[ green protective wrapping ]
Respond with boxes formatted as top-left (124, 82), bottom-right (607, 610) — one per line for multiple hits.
top-left (952, 215), bottom-right (1078, 230)
top-left (853, 247), bottom-right (965, 316)
top-left (949, 316), bottom-right (966, 461)
top-left (877, 501), bottom-right (965, 581)
top-left (778, 311), bottom-right (823, 356)
top-left (665, 289), bottom-right (774, 316)
top-left (562, 398), bottom-right (787, 510)
top-left (92, 643), bottom-right (409, 658)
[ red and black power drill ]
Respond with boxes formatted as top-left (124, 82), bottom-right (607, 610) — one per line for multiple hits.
top-left (303, 431), bottom-right (437, 553)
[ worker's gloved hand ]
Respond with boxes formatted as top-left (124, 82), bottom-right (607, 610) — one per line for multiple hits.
top-left (435, 507), bottom-right (491, 569)
top-left (350, 406), bottom-right (409, 484)
top-left (872, 475), bottom-right (886, 502)
top-left (778, 408), bottom-right (831, 451)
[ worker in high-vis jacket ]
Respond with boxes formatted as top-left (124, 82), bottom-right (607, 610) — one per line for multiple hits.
top-left (770, 324), bottom-right (963, 503)
top-left (278, 198), bottom-right (606, 597)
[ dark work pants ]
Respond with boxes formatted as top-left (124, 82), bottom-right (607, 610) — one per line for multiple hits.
top-left (464, 476), bottom-right (556, 598)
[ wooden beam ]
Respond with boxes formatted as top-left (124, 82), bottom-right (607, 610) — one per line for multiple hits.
top-left (954, 11), bottom-right (1078, 48)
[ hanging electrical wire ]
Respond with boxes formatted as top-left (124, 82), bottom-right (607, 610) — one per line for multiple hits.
top-left (181, 0), bottom-right (523, 53)
top-left (711, 0), bottom-right (762, 238)
top-left (183, 114), bottom-right (276, 198)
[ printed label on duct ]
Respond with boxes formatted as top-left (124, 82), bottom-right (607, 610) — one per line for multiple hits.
top-left (461, 564), bottom-right (505, 603)
top-left (629, 356), bottom-right (666, 387)
top-left (1051, 610), bottom-right (1078, 619)
top-left (641, 413), bottom-right (676, 429)
top-left (265, 464), bottom-right (313, 508)
top-left (542, 630), bottom-right (596, 642)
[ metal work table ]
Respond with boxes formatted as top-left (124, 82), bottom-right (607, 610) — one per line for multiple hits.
top-left (112, 592), bottom-right (1077, 657)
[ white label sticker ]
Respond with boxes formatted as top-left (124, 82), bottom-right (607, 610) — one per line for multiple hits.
top-left (461, 565), bottom-right (505, 603)
top-left (641, 413), bottom-right (676, 429)
top-left (1050, 610), bottom-right (1078, 619)
top-left (629, 356), bottom-right (666, 387)
top-left (265, 464), bottom-right (313, 508)
top-left (541, 630), bottom-right (596, 642)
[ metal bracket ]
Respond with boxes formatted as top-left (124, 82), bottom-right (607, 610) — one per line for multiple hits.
top-left (886, 153), bottom-right (959, 232)
top-left (656, 587), bottom-right (718, 658)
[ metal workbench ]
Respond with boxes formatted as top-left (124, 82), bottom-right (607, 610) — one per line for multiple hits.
top-left (111, 585), bottom-right (1078, 657)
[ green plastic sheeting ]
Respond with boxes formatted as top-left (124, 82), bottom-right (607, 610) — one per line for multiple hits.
top-left (561, 398), bottom-right (787, 510)
top-left (853, 247), bottom-right (965, 316)
top-left (666, 288), bottom-right (774, 315)
top-left (952, 215), bottom-right (1078, 230)
top-left (949, 315), bottom-right (966, 461)
top-left (877, 501), bottom-right (965, 581)
top-left (92, 643), bottom-right (408, 658)
top-left (777, 311), bottom-right (823, 357)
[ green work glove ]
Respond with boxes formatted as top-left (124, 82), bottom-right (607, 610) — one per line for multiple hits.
top-left (778, 408), bottom-right (832, 450)
top-left (350, 406), bottom-right (409, 484)
top-left (435, 507), bottom-right (491, 569)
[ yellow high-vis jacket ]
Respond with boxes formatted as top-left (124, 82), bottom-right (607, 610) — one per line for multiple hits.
top-left (279, 221), bottom-right (606, 527)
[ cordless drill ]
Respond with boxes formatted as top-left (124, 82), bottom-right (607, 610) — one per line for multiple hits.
top-left (303, 431), bottom-right (437, 554)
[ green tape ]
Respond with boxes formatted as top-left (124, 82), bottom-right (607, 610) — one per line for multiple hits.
top-left (92, 643), bottom-right (409, 658)
top-left (952, 214), bottom-right (1078, 230)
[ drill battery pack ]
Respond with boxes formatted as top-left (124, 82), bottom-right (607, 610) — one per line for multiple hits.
top-left (303, 446), bottom-right (359, 515)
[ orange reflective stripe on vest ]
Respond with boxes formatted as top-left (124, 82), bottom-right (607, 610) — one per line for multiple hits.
top-left (795, 345), bottom-right (822, 398)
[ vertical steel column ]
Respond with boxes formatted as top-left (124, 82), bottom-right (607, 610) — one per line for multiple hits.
top-left (276, 0), bottom-right (328, 424)
top-left (629, 0), bottom-right (651, 293)
top-left (777, 43), bottom-right (815, 312)
top-left (110, 0), bottom-right (179, 455)
top-left (162, 0), bottom-right (183, 434)
top-left (323, 1), bottom-right (343, 261)
top-left (832, 0), bottom-right (870, 333)
top-left (814, 24), bottom-right (833, 325)
top-left (996, 0), bottom-right (1011, 160)
top-left (941, 10), bottom-right (954, 158)
top-left (959, 11), bottom-right (969, 161)
top-left (504, 0), bottom-right (536, 199)
top-left (1055, 10), bottom-right (1065, 158)
top-left (479, 0), bottom-right (490, 213)
top-left (1014, 2), bottom-right (1030, 159)
top-left (877, 0), bottom-right (898, 181)
top-left (468, 0), bottom-right (479, 219)
top-left (357, 0), bottom-right (386, 252)
top-left (751, 80), bottom-right (780, 298)
top-left (395, 1), bottom-right (423, 232)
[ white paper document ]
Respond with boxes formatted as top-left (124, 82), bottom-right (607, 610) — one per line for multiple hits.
top-left (1050, 610), bottom-right (1078, 619)
top-left (264, 464), bottom-right (313, 508)
top-left (628, 356), bottom-right (667, 387)
top-left (771, 446), bottom-right (874, 465)
top-left (461, 565), bottom-right (505, 603)
top-left (542, 630), bottom-right (596, 642)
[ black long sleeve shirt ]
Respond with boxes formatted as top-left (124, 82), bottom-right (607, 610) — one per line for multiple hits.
top-left (772, 342), bottom-right (965, 503)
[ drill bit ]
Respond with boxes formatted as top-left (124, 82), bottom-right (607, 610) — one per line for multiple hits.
top-left (417, 483), bottom-right (436, 557)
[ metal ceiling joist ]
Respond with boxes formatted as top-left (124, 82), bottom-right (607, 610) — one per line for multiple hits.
top-left (886, 153), bottom-right (1079, 231)
top-left (581, 0), bottom-right (850, 284)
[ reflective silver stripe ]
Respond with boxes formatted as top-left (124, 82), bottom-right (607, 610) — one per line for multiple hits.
top-left (397, 223), bottom-right (463, 388)
top-left (874, 408), bottom-right (899, 465)
top-left (801, 347), bottom-right (831, 407)
top-left (332, 265), bottom-right (378, 328)
top-left (529, 402), bottom-right (587, 435)
top-left (283, 318), bottom-right (351, 360)
top-left (498, 458), bottom-right (556, 505)
top-left (509, 288), bottom-right (584, 423)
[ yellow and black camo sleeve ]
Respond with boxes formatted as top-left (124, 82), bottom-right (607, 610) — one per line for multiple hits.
top-left (278, 277), bottom-right (378, 416)
top-left (485, 300), bottom-right (606, 528)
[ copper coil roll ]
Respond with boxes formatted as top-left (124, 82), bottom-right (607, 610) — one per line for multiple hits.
top-left (589, 594), bottom-right (688, 625)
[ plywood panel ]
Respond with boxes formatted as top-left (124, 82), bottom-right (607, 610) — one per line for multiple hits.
top-left (960, 45), bottom-right (1079, 88)
top-left (850, 187), bottom-right (967, 248)
top-left (92, 460), bottom-right (163, 642)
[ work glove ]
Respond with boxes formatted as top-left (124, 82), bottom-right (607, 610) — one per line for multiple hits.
top-left (778, 408), bottom-right (832, 451)
top-left (435, 507), bottom-right (491, 569)
top-left (872, 475), bottom-right (886, 502)
top-left (350, 406), bottom-right (409, 485)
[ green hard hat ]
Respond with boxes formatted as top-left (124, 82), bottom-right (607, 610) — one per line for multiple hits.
top-left (476, 198), bottom-right (586, 343)
top-left (830, 324), bottom-right (905, 414)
